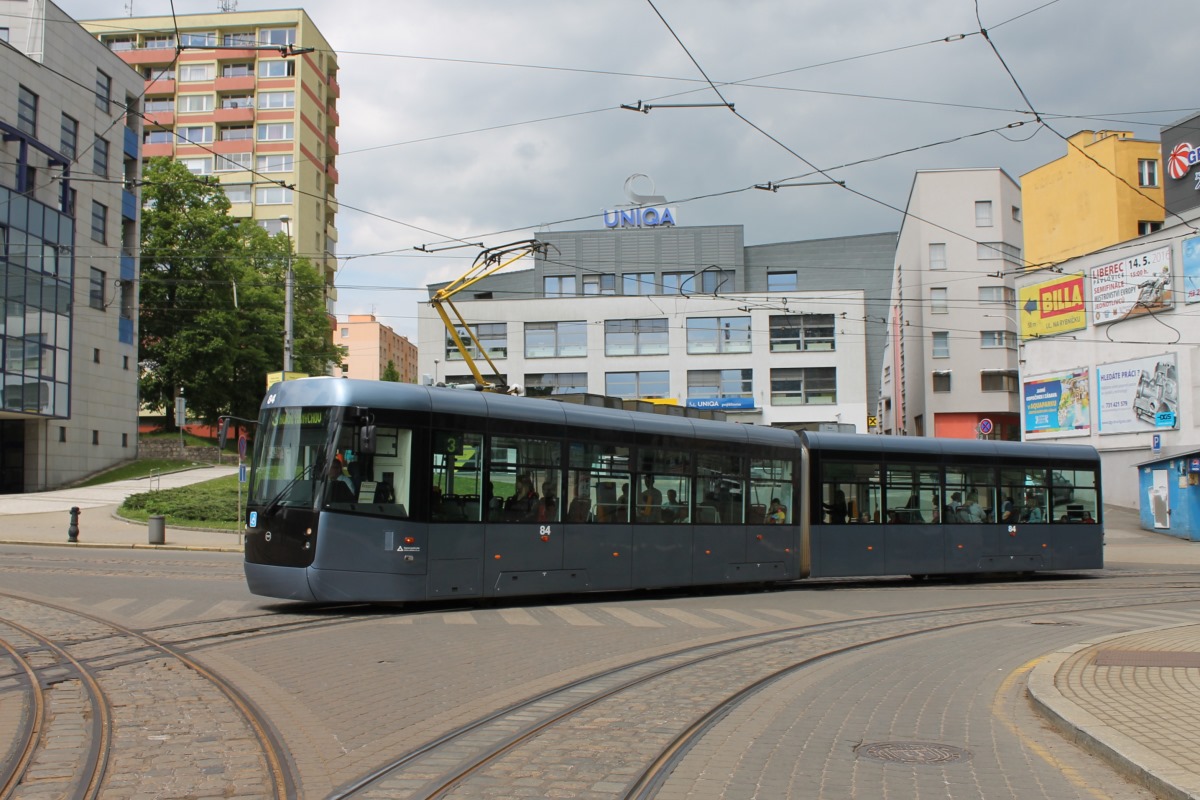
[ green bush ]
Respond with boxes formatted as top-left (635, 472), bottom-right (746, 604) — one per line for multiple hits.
top-left (120, 474), bottom-right (244, 530)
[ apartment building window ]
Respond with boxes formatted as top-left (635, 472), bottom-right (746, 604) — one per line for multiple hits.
top-left (255, 186), bottom-right (293, 205)
top-left (930, 288), bottom-right (948, 314)
top-left (258, 28), bottom-right (296, 46)
top-left (932, 331), bottom-right (949, 358)
top-left (605, 371), bottom-right (668, 399)
top-left (661, 271), bottom-right (694, 294)
top-left (975, 200), bottom-right (992, 226)
top-left (222, 31), bottom-right (254, 46)
top-left (700, 269), bottom-right (734, 293)
top-left (524, 372), bottom-right (587, 396)
top-left (980, 330), bottom-right (1016, 349)
top-left (768, 271), bottom-right (798, 291)
top-left (89, 268), bottom-right (106, 310)
top-left (95, 70), bottom-right (111, 111)
top-left (977, 241), bottom-right (1022, 265)
top-left (604, 319), bottom-right (668, 356)
top-left (446, 322), bottom-right (506, 361)
top-left (1138, 159), bottom-right (1159, 187)
top-left (687, 369), bottom-right (752, 399)
top-left (259, 61), bottom-right (296, 78)
top-left (17, 86), bottom-right (38, 136)
top-left (525, 321), bottom-right (587, 357)
top-left (144, 35), bottom-right (175, 49)
top-left (179, 157), bottom-right (212, 175)
top-left (769, 314), bottom-right (835, 351)
top-left (180, 32), bottom-right (216, 47)
top-left (215, 152), bottom-right (251, 171)
top-left (770, 367), bottom-right (836, 405)
top-left (928, 243), bottom-right (946, 270)
top-left (221, 95), bottom-right (254, 110)
top-left (177, 126), bottom-right (214, 144)
top-left (92, 137), bottom-right (109, 177)
top-left (142, 66), bottom-right (175, 81)
top-left (257, 154), bottom-right (293, 172)
top-left (686, 317), bottom-right (751, 354)
top-left (1012, 205), bottom-right (1021, 221)
top-left (144, 98), bottom-right (174, 113)
top-left (340, 327), bottom-right (349, 337)
top-left (257, 123), bottom-right (294, 141)
top-left (981, 369), bottom-right (1018, 392)
top-left (179, 64), bottom-right (215, 82)
top-left (223, 184), bottom-right (251, 204)
top-left (932, 371), bottom-right (952, 392)
top-left (543, 275), bottom-right (576, 298)
top-left (221, 126), bottom-right (254, 141)
top-left (978, 286), bottom-right (1015, 305)
top-left (258, 91), bottom-right (294, 109)
top-left (90, 202), bottom-right (107, 244)
top-left (258, 219), bottom-right (285, 235)
top-left (622, 272), bottom-right (656, 295)
top-left (60, 114), bottom-right (78, 159)
top-left (222, 63), bottom-right (253, 78)
top-left (583, 273), bottom-right (616, 295)
top-left (144, 130), bottom-right (173, 145)
top-left (1138, 221), bottom-right (1163, 236)
top-left (179, 94), bottom-right (214, 113)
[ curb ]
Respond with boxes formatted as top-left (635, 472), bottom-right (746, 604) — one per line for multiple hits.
top-left (1028, 628), bottom-right (1200, 800)
top-left (0, 539), bottom-right (242, 553)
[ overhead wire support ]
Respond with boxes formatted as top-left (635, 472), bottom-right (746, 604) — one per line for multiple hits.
top-left (177, 42), bottom-right (315, 57)
top-left (754, 180), bottom-right (846, 192)
top-left (620, 99), bottom-right (733, 113)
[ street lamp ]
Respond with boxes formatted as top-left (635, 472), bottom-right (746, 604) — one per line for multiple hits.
top-left (280, 215), bottom-right (293, 372)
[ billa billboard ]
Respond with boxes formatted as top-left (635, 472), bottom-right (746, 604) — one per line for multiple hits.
top-left (1017, 273), bottom-right (1086, 338)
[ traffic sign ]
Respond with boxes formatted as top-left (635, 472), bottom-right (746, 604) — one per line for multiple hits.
top-left (238, 433), bottom-right (247, 459)
top-left (239, 464), bottom-right (247, 483)
top-left (1152, 433), bottom-right (1162, 454)
top-left (978, 418), bottom-right (994, 435)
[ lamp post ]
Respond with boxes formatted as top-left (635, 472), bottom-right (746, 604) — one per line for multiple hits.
top-left (280, 215), bottom-right (293, 372)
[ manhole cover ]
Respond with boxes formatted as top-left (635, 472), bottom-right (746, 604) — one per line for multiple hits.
top-left (856, 741), bottom-right (971, 765)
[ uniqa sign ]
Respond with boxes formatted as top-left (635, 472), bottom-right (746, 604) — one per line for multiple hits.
top-left (602, 206), bottom-right (677, 228)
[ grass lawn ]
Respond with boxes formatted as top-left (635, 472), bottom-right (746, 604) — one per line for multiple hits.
top-left (75, 459), bottom-right (213, 487)
top-left (119, 474), bottom-right (245, 530)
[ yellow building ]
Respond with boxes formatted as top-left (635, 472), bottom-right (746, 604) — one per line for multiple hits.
top-left (338, 315), bottom-right (419, 383)
top-left (80, 9), bottom-right (340, 316)
top-left (1021, 130), bottom-right (1163, 268)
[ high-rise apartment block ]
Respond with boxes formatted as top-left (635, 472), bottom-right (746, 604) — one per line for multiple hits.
top-left (337, 314), bottom-right (418, 383)
top-left (80, 9), bottom-right (340, 315)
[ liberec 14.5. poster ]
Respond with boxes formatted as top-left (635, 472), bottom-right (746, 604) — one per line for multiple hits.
top-left (1023, 369), bottom-right (1091, 439)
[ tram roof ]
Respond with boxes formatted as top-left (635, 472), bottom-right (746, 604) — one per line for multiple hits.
top-left (800, 431), bottom-right (1100, 464)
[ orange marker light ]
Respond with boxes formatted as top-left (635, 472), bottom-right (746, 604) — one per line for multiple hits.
top-left (541, 535), bottom-right (550, 542)
top-left (493, 554), bottom-right (501, 560)
top-left (612, 552), bottom-right (620, 557)
top-left (404, 536), bottom-right (415, 545)
top-left (756, 534), bottom-right (763, 541)
top-left (705, 549), bottom-right (712, 555)
top-left (867, 545), bottom-right (873, 551)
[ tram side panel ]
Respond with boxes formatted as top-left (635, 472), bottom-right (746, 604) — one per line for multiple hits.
top-left (633, 525), bottom-right (693, 589)
top-left (310, 511), bottom-right (431, 602)
top-left (563, 523), bottom-right (632, 590)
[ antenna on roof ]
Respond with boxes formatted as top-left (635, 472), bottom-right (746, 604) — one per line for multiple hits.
top-left (218, 0), bottom-right (237, 10)
top-left (124, 0), bottom-right (133, 15)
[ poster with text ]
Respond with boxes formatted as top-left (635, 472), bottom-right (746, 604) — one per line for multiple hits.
top-left (1090, 245), bottom-right (1173, 325)
top-left (1096, 353), bottom-right (1179, 434)
top-left (1023, 369), bottom-right (1091, 439)
top-left (1184, 236), bottom-right (1200, 304)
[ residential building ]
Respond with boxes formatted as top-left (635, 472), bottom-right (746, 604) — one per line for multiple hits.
top-left (1014, 111), bottom-right (1200, 512)
top-left (1021, 130), bottom-right (1164, 268)
top-left (418, 224), bottom-right (897, 432)
top-left (79, 9), bottom-right (340, 317)
top-left (878, 169), bottom-right (1024, 440)
top-left (337, 314), bottom-right (418, 382)
top-left (0, 0), bottom-right (142, 490)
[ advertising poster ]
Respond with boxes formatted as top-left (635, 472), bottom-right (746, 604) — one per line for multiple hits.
top-left (1017, 274), bottom-right (1086, 338)
top-left (1090, 246), bottom-right (1173, 325)
top-left (1184, 236), bottom-right (1200, 304)
top-left (1023, 369), bottom-right (1091, 439)
top-left (1096, 353), bottom-right (1179, 434)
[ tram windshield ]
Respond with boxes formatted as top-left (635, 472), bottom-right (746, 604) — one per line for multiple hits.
top-left (248, 406), bottom-right (332, 510)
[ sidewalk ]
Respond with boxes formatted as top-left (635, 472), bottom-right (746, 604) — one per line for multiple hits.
top-left (0, 465), bottom-right (244, 551)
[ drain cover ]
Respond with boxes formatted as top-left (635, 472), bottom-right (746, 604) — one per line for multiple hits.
top-left (857, 741), bottom-right (971, 765)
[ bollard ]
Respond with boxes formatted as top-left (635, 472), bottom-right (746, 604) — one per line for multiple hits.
top-left (148, 515), bottom-right (165, 545)
top-left (68, 506), bottom-right (80, 542)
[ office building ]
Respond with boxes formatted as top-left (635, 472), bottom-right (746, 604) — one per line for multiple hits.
top-left (80, 8), bottom-right (341, 316)
top-left (0, 0), bottom-right (142, 490)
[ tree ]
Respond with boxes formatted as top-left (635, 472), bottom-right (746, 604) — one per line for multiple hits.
top-left (381, 360), bottom-right (401, 382)
top-left (139, 158), bottom-right (338, 428)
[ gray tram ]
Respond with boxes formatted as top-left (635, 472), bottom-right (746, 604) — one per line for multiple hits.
top-left (243, 379), bottom-right (1103, 603)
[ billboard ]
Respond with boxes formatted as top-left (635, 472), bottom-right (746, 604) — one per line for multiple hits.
top-left (1090, 246), bottom-right (1172, 325)
top-left (1022, 368), bottom-right (1091, 439)
top-left (1096, 353), bottom-right (1179, 434)
top-left (1184, 236), bottom-right (1200, 304)
top-left (1017, 273), bottom-right (1086, 338)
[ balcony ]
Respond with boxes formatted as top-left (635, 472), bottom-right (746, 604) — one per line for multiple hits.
top-left (326, 163), bottom-right (338, 184)
top-left (327, 106), bottom-right (340, 127)
top-left (142, 142), bottom-right (173, 157)
top-left (213, 106), bottom-right (254, 124)
top-left (215, 48), bottom-right (258, 61)
top-left (215, 75), bottom-right (256, 92)
top-left (327, 74), bottom-right (340, 98)
top-left (144, 111), bottom-right (174, 127)
top-left (326, 132), bottom-right (339, 155)
top-left (119, 48), bottom-right (175, 66)
top-left (143, 79), bottom-right (176, 95)
top-left (213, 139), bottom-right (253, 154)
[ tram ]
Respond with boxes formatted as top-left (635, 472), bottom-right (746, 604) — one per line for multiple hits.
top-left (243, 379), bottom-right (1103, 603)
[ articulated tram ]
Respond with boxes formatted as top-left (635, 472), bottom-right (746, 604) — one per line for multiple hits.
top-left (243, 379), bottom-right (1103, 603)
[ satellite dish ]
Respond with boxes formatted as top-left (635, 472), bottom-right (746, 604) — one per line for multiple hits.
top-left (623, 174), bottom-right (666, 206)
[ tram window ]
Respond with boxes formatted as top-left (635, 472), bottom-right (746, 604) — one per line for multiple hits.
top-left (817, 460), bottom-right (879, 523)
top-left (488, 435), bottom-right (561, 523)
top-left (883, 462), bottom-right (939, 523)
top-left (749, 457), bottom-right (793, 524)
top-left (568, 441), bottom-right (630, 523)
top-left (431, 430), bottom-right (483, 521)
top-left (998, 468), bottom-right (1026, 523)
top-left (1049, 468), bottom-right (1098, 523)
top-left (694, 451), bottom-right (743, 524)
top-left (638, 447), bottom-right (691, 524)
top-left (249, 406), bottom-right (329, 510)
top-left (943, 465), bottom-right (996, 523)
top-left (361, 426), bottom-right (411, 516)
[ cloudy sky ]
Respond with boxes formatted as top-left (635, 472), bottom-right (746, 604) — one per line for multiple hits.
top-left (54, 0), bottom-right (1199, 339)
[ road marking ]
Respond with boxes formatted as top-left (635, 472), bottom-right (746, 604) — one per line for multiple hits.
top-left (93, 598), bottom-right (136, 613)
top-left (130, 597), bottom-right (191, 624)
top-left (598, 607), bottom-right (663, 627)
top-left (443, 612), bottom-right (478, 625)
top-left (206, 600), bottom-right (251, 618)
top-left (706, 609), bottom-right (771, 627)
top-left (653, 608), bottom-right (723, 628)
top-left (756, 608), bottom-right (823, 624)
top-left (545, 606), bottom-right (603, 626)
top-left (498, 608), bottom-right (540, 626)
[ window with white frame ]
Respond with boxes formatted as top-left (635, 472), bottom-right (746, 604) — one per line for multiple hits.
top-left (975, 200), bottom-right (992, 226)
top-left (662, 271), bottom-right (694, 294)
top-left (929, 242), bottom-right (946, 270)
top-left (932, 371), bottom-right (951, 392)
top-left (142, 66), bottom-right (175, 81)
top-left (525, 321), bottom-right (587, 358)
top-left (700, 269), bottom-right (734, 293)
top-left (258, 61), bottom-right (295, 78)
top-left (622, 272), bottom-right (656, 295)
top-left (222, 31), bottom-right (255, 46)
top-left (258, 91), bottom-right (294, 109)
top-left (179, 32), bottom-right (216, 47)
top-left (215, 152), bottom-right (251, 171)
top-left (220, 126), bottom-right (254, 141)
top-left (770, 367), bottom-right (836, 405)
top-left (1138, 159), bottom-right (1159, 187)
top-left (604, 319), bottom-right (668, 356)
top-left (977, 241), bottom-right (1022, 264)
top-left (257, 122), bottom-right (293, 141)
top-left (258, 28), bottom-right (296, 46)
top-left (256, 154), bottom-right (294, 172)
top-left (769, 314), bottom-right (835, 352)
top-left (258, 219), bottom-right (284, 235)
top-left (179, 64), bottom-right (215, 82)
top-left (930, 288), bottom-right (948, 313)
top-left (687, 369), bottom-right (752, 399)
top-left (221, 95), bottom-right (254, 109)
top-left (176, 125), bottom-right (213, 144)
top-left (686, 317), bottom-right (751, 354)
top-left (605, 371), bottom-right (668, 399)
top-left (446, 323), bottom-right (506, 360)
top-left (223, 184), bottom-right (251, 204)
top-left (144, 130), bottom-right (173, 145)
top-left (222, 63), bottom-right (253, 78)
top-left (143, 98), bottom-right (174, 113)
top-left (179, 94), bottom-right (214, 113)
top-left (144, 35), bottom-right (175, 49)
top-left (178, 157), bottom-right (212, 175)
top-left (255, 186), bottom-right (293, 205)
top-left (768, 271), bottom-right (798, 291)
top-left (978, 285), bottom-right (1015, 305)
top-left (932, 331), bottom-right (949, 358)
top-left (980, 330), bottom-right (1016, 349)
top-left (1138, 221), bottom-right (1163, 236)
top-left (582, 273), bottom-right (616, 295)
top-left (543, 275), bottom-right (576, 298)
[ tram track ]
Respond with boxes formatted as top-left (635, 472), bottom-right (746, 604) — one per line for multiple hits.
top-left (328, 587), bottom-right (1200, 799)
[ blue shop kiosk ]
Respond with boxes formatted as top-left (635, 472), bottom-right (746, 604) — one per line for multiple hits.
top-left (1136, 446), bottom-right (1200, 540)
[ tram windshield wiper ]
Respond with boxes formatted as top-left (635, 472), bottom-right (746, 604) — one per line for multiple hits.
top-left (262, 463), bottom-right (316, 516)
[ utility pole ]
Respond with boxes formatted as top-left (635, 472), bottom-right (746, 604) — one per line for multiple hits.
top-left (280, 215), bottom-right (294, 372)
